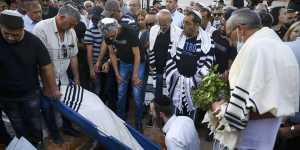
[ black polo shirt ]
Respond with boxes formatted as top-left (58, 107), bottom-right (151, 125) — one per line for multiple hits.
top-left (0, 31), bottom-right (51, 98)
top-left (114, 24), bottom-right (140, 64)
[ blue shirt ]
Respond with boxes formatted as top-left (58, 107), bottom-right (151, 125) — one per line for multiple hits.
top-left (23, 15), bottom-right (37, 33)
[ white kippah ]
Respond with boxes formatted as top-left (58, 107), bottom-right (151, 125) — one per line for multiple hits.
top-left (1, 10), bottom-right (23, 18)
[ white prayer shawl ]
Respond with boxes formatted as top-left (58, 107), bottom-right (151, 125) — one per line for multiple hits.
top-left (205, 22), bottom-right (217, 37)
top-left (227, 27), bottom-right (299, 127)
top-left (60, 84), bottom-right (143, 150)
top-left (166, 27), bottom-right (214, 114)
top-left (145, 24), bottom-right (182, 104)
top-left (207, 27), bottom-right (299, 149)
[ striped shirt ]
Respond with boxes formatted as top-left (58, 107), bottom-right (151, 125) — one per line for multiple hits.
top-left (84, 25), bottom-right (103, 64)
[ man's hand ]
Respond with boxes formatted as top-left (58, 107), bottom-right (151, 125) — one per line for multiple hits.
top-left (74, 78), bottom-right (80, 85)
top-left (90, 70), bottom-right (96, 81)
top-left (101, 62), bottom-right (110, 73)
top-left (132, 75), bottom-right (143, 86)
top-left (116, 74), bottom-right (124, 85)
top-left (89, 65), bottom-right (96, 80)
top-left (211, 99), bottom-right (225, 114)
top-left (94, 61), bottom-right (101, 73)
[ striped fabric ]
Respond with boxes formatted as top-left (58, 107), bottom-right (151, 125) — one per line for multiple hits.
top-left (224, 86), bottom-right (257, 130)
top-left (145, 24), bottom-right (182, 104)
top-left (63, 84), bottom-right (84, 112)
top-left (84, 26), bottom-right (103, 64)
top-left (165, 28), bottom-right (215, 115)
top-left (60, 84), bottom-right (144, 150)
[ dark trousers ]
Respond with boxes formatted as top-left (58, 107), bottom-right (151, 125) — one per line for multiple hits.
top-left (155, 73), bottom-right (164, 98)
top-left (40, 95), bottom-right (61, 139)
top-left (0, 109), bottom-right (11, 145)
top-left (0, 92), bottom-right (42, 147)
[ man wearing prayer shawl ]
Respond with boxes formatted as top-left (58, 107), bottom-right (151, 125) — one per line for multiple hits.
top-left (209, 8), bottom-right (300, 150)
top-left (165, 9), bottom-right (214, 118)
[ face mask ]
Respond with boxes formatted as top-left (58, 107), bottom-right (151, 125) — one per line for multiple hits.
top-left (236, 28), bottom-right (244, 52)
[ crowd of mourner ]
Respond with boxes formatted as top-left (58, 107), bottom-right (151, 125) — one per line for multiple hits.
top-left (0, 0), bottom-right (300, 149)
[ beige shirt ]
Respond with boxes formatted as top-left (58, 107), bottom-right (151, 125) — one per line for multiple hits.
top-left (33, 17), bottom-right (78, 85)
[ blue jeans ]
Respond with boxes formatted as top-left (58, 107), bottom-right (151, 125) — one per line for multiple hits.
top-left (117, 62), bottom-right (145, 124)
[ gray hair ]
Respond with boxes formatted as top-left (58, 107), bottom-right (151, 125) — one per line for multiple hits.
top-left (226, 8), bottom-right (262, 33)
top-left (58, 4), bottom-right (81, 23)
top-left (157, 9), bottom-right (172, 22)
top-left (98, 17), bottom-right (120, 36)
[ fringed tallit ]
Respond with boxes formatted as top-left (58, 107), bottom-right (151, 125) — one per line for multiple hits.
top-left (205, 27), bottom-right (300, 149)
top-left (145, 24), bottom-right (182, 104)
top-left (165, 27), bottom-right (214, 115)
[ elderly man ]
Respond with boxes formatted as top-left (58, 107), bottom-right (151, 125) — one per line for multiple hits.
top-left (210, 9), bottom-right (299, 150)
top-left (165, 9), bottom-right (214, 118)
top-left (0, 10), bottom-right (59, 148)
top-left (165, 0), bottom-right (184, 28)
top-left (146, 9), bottom-right (181, 105)
top-left (33, 4), bottom-right (81, 144)
top-left (23, 1), bottom-right (42, 32)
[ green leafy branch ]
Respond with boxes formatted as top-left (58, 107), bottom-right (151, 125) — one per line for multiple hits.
top-left (192, 65), bottom-right (230, 111)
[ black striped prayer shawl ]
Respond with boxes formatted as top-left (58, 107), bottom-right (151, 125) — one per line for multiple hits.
top-left (145, 24), bottom-right (183, 104)
top-left (165, 27), bottom-right (215, 115)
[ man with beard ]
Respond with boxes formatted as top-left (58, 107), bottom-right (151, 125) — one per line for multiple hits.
top-left (0, 10), bottom-right (60, 148)
top-left (165, 9), bottom-right (214, 118)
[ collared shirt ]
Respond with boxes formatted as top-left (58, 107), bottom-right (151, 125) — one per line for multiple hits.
top-left (23, 15), bottom-right (37, 32)
top-left (171, 10), bottom-right (184, 28)
top-left (163, 115), bottom-right (200, 150)
top-left (33, 17), bottom-right (78, 85)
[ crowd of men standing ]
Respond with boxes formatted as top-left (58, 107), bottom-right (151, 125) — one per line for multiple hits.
top-left (0, 0), bottom-right (300, 149)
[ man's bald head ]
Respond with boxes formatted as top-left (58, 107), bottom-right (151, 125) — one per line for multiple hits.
top-left (157, 9), bottom-right (172, 23)
top-left (157, 9), bottom-right (172, 32)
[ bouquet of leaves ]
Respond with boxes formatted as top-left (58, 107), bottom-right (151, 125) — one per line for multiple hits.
top-left (192, 65), bottom-right (230, 111)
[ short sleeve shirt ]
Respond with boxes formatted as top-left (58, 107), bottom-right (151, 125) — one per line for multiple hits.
top-left (0, 31), bottom-right (51, 97)
top-left (33, 17), bottom-right (78, 85)
top-left (114, 25), bottom-right (139, 64)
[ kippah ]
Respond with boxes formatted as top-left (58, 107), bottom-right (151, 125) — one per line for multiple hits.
top-left (0, 10), bottom-right (24, 29)
top-left (98, 17), bottom-right (119, 35)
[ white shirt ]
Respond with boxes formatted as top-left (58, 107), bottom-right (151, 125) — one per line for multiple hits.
top-left (163, 115), bottom-right (200, 150)
top-left (23, 15), bottom-right (37, 32)
top-left (171, 10), bottom-right (184, 28)
top-left (33, 17), bottom-right (78, 85)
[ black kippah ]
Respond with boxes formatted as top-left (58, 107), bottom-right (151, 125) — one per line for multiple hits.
top-left (0, 10), bottom-right (24, 29)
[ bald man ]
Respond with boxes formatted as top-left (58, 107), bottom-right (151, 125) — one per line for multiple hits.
top-left (146, 9), bottom-right (182, 104)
